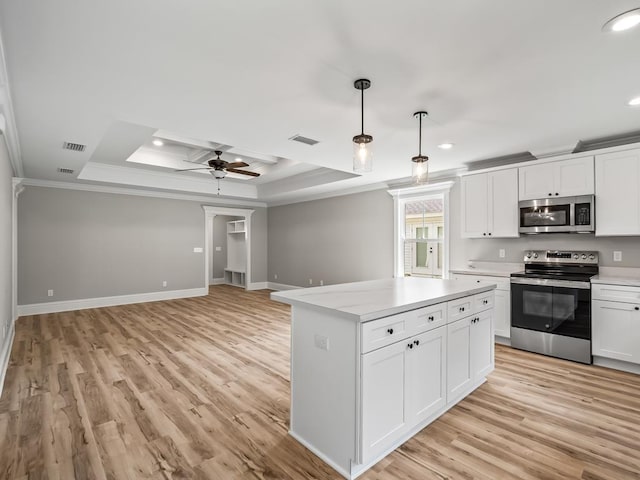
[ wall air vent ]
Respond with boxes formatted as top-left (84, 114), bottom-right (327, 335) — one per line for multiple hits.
top-left (289, 134), bottom-right (319, 146)
top-left (57, 167), bottom-right (75, 174)
top-left (62, 141), bottom-right (86, 152)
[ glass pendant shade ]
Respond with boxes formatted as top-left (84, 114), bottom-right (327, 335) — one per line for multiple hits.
top-left (353, 134), bottom-right (373, 172)
top-left (411, 111), bottom-right (429, 184)
top-left (353, 78), bottom-right (373, 173)
top-left (412, 156), bottom-right (429, 184)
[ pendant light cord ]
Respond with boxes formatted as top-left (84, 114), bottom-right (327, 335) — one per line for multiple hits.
top-left (418, 114), bottom-right (422, 156)
top-left (360, 87), bottom-right (365, 135)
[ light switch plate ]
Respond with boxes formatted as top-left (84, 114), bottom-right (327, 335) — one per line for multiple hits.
top-left (193, 247), bottom-right (203, 253)
top-left (215, 246), bottom-right (222, 252)
top-left (314, 334), bottom-right (329, 351)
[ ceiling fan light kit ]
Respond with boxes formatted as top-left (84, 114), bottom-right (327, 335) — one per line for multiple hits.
top-left (353, 78), bottom-right (373, 173)
top-left (411, 111), bottom-right (429, 185)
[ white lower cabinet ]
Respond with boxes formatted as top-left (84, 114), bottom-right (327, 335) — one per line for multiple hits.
top-left (592, 299), bottom-right (640, 364)
top-left (361, 325), bottom-right (447, 461)
top-left (447, 309), bottom-right (494, 403)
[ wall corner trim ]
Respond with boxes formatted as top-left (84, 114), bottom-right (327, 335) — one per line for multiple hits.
top-left (0, 321), bottom-right (16, 397)
top-left (16, 287), bottom-right (207, 316)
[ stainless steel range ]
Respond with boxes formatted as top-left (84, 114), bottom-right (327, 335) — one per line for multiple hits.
top-left (510, 250), bottom-right (598, 364)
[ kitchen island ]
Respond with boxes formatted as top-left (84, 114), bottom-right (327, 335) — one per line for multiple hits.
top-left (271, 277), bottom-right (496, 479)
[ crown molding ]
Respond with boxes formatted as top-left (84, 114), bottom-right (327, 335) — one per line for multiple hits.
top-left (0, 30), bottom-right (23, 177)
top-left (266, 182), bottom-right (388, 207)
top-left (19, 178), bottom-right (268, 207)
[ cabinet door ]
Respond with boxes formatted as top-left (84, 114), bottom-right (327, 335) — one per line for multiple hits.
top-left (595, 150), bottom-right (640, 236)
top-left (361, 341), bottom-right (407, 460)
top-left (447, 317), bottom-right (472, 402)
top-left (493, 289), bottom-right (511, 338)
top-left (519, 163), bottom-right (555, 200)
top-left (488, 168), bottom-right (519, 237)
top-left (471, 310), bottom-right (494, 379)
top-left (555, 156), bottom-right (594, 197)
top-left (461, 173), bottom-right (489, 238)
top-left (406, 327), bottom-right (446, 426)
top-left (592, 299), bottom-right (640, 363)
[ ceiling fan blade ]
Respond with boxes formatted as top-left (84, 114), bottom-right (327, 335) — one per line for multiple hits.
top-left (174, 167), bottom-right (212, 171)
top-left (225, 161), bottom-right (249, 168)
top-left (227, 168), bottom-right (260, 177)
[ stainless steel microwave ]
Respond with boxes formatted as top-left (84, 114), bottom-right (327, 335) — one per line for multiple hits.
top-left (519, 195), bottom-right (595, 234)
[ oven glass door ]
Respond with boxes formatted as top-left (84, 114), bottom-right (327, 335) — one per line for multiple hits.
top-left (511, 283), bottom-right (591, 339)
top-left (520, 204), bottom-right (571, 228)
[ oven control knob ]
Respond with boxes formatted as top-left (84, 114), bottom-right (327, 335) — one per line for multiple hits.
top-left (573, 254), bottom-right (579, 259)
top-left (533, 253), bottom-right (539, 259)
top-left (526, 252), bottom-right (532, 258)
top-left (588, 254), bottom-right (595, 260)
top-left (581, 254), bottom-right (587, 259)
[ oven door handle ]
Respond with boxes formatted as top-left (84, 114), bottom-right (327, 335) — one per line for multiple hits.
top-left (510, 277), bottom-right (591, 289)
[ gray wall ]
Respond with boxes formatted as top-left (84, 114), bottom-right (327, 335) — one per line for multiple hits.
top-left (18, 187), bottom-right (209, 304)
top-left (268, 189), bottom-right (394, 287)
top-left (449, 179), bottom-right (640, 269)
top-left (0, 136), bottom-right (12, 348)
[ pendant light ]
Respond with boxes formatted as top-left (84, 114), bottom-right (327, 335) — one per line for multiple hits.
top-left (353, 78), bottom-right (373, 172)
top-left (411, 111), bottom-right (429, 184)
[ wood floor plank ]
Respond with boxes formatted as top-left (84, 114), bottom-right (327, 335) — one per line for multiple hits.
top-left (1, 285), bottom-right (639, 479)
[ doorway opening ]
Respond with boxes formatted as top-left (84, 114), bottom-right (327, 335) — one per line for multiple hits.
top-left (202, 206), bottom-right (254, 291)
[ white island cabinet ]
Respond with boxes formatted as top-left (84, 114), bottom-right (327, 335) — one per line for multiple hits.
top-left (271, 277), bottom-right (495, 479)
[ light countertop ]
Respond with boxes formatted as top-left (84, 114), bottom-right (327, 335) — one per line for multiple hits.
top-left (449, 262), bottom-right (524, 278)
top-left (591, 267), bottom-right (640, 287)
top-left (270, 277), bottom-right (495, 322)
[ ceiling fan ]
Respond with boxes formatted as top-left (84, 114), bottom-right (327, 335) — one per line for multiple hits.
top-left (175, 150), bottom-right (260, 179)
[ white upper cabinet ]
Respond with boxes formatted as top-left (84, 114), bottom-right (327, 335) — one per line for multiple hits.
top-left (461, 168), bottom-right (518, 238)
top-left (518, 157), bottom-right (594, 200)
top-left (595, 149), bottom-right (640, 236)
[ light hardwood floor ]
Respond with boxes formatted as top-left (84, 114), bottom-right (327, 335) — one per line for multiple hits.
top-left (1, 285), bottom-right (640, 479)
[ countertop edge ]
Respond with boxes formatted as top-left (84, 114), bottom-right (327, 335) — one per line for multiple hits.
top-left (271, 284), bottom-right (496, 323)
top-left (591, 276), bottom-right (640, 287)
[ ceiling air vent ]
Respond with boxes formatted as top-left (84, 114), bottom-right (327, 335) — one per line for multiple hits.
top-left (289, 134), bottom-right (319, 146)
top-left (62, 141), bottom-right (86, 152)
top-left (57, 167), bottom-right (75, 174)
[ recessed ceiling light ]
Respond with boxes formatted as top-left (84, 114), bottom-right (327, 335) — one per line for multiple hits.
top-left (152, 139), bottom-right (164, 147)
top-left (437, 143), bottom-right (454, 150)
top-left (603, 9), bottom-right (640, 32)
top-left (628, 96), bottom-right (640, 106)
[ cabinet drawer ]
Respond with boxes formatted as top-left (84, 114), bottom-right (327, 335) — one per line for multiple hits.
top-left (474, 291), bottom-right (494, 312)
top-left (592, 283), bottom-right (640, 304)
top-left (361, 303), bottom-right (449, 354)
top-left (407, 303), bottom-right (447, 336)
top-left (450, 274), bottom-right (510, 291)
top-left (361, 314), bottom-right (410, 353)
top-left (448, 296), bottom-right (475, 322)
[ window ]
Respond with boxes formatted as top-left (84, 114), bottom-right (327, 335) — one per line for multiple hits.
top-left (389, 181), bottom-right (453, 280)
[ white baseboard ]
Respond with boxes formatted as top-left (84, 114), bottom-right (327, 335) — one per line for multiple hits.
top-left (267, 282), bottom-right (300, 291)
top-left (247, 282), bottom-right (269, 291)
top-left (593, 356), bottom-right (640, 375)
top-left (17, 287), bottom-right (208, 316)
top-left (210, 277), bottom-right (225, 285)
top-left (0, 321), bottom-right (16, 397)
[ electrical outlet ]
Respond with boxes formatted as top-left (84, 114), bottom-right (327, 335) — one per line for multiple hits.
top-left (162, 280), bottom-right (167, 287)
top-left (314, 334), bottom-right (329, 351)
top-left (309, 278), bottom-right (313, 285)
top-left (499, 249), bottom-right (506, 258)
top-left (320, 280), bottom-right (324, 286)
top-left (274, 274), bottom-right (278, 280)
top-left (215, 246), bottom-right (222, 252)
top-left (614, 251), bottom-right (622, 262)
top-left (47, 289), bottom-right (53, 297)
